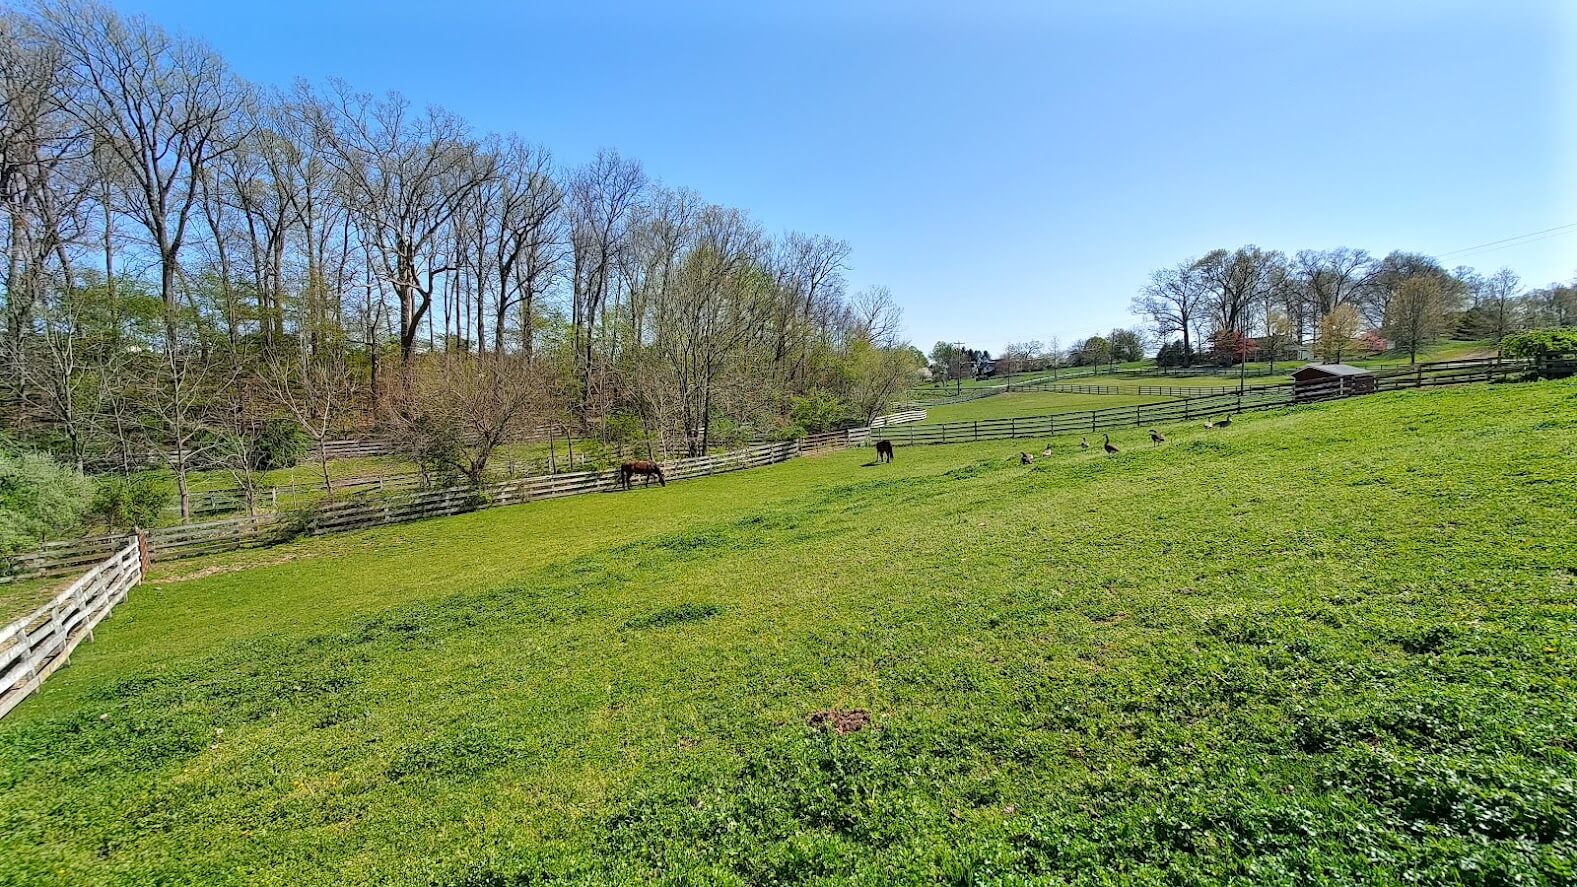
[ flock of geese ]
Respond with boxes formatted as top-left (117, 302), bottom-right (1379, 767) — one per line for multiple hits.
top-left (1018, 415), bottom-right (1231, 465)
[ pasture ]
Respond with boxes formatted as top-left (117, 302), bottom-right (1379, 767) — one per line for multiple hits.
top-left (916, 390), bottom-right (1172, 424)
top-left (2, 380), bottom-right (1575, 884)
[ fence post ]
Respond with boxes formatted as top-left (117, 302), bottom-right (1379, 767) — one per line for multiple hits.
top-left (973, 421), bottom-right (979, 442)
top-left (135, 529), bottom-right (150, 575)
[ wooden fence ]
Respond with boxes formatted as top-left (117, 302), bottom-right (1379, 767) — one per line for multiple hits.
top-left (869, 409), bottom-right (927, 428)
top-left (878, 358), bottom-right (1535, 447)
top-left (318, 437), bottom-right (397, 460)
top-left (1, 433), bottom-right (864, 579)
top-left (1004, 382), bottom-right (1127, 396)
top-left (1, 535), bottom-right (144, 720)
top-left (873, 387), bottom-right (1295, 447)
top-left (1, 358), bottom-right (1539, 583)
top-left (1009, 380), bottom-right (1292, 398)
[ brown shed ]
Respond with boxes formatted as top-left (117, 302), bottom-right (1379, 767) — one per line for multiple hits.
top-left (1290, 364), bottom-right (1376, 401)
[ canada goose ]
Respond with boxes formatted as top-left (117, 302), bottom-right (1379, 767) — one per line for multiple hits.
top-left (1215, 415), bottom-right (1232, 427)
top-left (1019, 452), bottom-right (1034, 465)
top-left (1079, 437), bottom-right (1089, 451)
top-left (1202, 420), bottom-right (1215, 429)
top-left (1103, 434), bottom-right (1119, 455)
top-left (1150, 429), bottom-right (1166, 445)
top-left (1041, 443), bottom-right (1054, 457)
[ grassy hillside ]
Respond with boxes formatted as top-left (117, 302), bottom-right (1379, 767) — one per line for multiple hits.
top-left (2, 380), bottom-right (1575, 885)
top-left (917, 391), bottom-right (1171, 424)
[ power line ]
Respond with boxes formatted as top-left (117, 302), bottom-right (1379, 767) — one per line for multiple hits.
top-left (1438, 222), bottom-right (1577, 259)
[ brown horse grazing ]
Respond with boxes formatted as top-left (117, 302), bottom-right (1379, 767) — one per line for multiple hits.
top-left (875, 439), bottom-right (895, 463)
top-left (619, 460), bottom-right (666, 490)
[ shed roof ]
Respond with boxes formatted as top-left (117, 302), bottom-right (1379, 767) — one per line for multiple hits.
top-left (1291, 363), bottom-right (1373, 379)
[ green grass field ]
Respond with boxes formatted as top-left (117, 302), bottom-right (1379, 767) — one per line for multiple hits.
top-left (0, 574), bottom-right (70, 623)
top-left (3, 379), bottom-right (1575, 884)
top-left (918, 391), bottom-right (1172, 424)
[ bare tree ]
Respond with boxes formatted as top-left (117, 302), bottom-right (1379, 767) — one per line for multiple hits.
top-left (465, 138), bottom-right (562, 354)
top-left (568, 150), bottom-right (645, 404)
top-left (314, 82), bottom-right (490, 365)
top-left (1477, 267), bottom-right (1522, 347)
top-left (395, 352), bottom-right (538, 488)
top-left (39, 0), bottom-right (242, 342)
top-left (266, 342), bottom-right (356, 491)
top-left (1132, 260), bottom-right (1208, 365)
top-left (1292, 248), bottom-right (1382, 340)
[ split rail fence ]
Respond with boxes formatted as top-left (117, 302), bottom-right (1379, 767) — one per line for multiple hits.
top-left (0, 535), bottom-right (144, 719)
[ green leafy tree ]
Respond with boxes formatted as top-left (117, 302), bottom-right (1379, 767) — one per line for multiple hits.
top-left (89, 474), bottom-right (172, 531)
top-left (0, 443), bottom-right (94, 563)
top-left (1383, 277), bottom-right (1455, 364)
top-left (789, 389), bottom-right (851, 434)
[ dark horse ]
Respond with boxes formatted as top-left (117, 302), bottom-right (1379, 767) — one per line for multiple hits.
top-left (619, 460), bottom-right (666, 490)
top-left (875, 440), bottom-right (894, 463)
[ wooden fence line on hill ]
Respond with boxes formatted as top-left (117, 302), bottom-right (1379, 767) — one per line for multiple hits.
top-left (869, 409), bottom-right (927, 428)
top-left (0, 535), bottom-right (144, 720)
top-left (1, 357), bottom-right (1542, 584)
top-left (1, 433), bottom-right (858, 581)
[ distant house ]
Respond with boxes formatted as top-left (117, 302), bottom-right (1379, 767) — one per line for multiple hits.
top-left (1291, 364), bottom-right (1376, 401)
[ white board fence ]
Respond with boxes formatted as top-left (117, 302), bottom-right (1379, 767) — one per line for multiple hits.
top-left (870, 409), bottom-right (927, 428)
top-left (0, 535), bottom-right (145, 719)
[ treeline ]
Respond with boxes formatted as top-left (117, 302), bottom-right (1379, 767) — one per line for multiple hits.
top-left (1130, 246), bottom-right (1576, 366)
top-left (0, 0), bottom-right (920, 520)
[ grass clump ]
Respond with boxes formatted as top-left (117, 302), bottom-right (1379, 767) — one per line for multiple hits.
top-left (623, 602), bottom-right (724, 631)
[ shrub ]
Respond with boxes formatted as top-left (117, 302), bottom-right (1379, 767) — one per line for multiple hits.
top-left (0, 443), bottom-right (94, 561)
top-left (706, 417), bottom-right (750, 450)
top-left (789, 389), bottom-right (852, 434)
top-left (1500, 328), bottom-right (1577, 359)
top-left (89, 474), bottom-right (172, 530)
top-left (251, 419), bottom-right (308, 471)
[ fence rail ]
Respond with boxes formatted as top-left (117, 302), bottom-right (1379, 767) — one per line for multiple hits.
top-left (1, 536), bottom-right (144, 720)
top-left (1005, 382), bottom-right (1126, 396)
top-left (870, 409), bottom-right (927, 428)
top-left (873, 388), bottom-right (1294, 447)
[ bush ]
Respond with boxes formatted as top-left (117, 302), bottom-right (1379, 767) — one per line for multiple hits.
top-left (1500, 328), bottom-right (1577, 359)
top-left (705, 417), bottom-right (749, 450)
top-left (252, 419), bottom-right (308, 471)
top-left (0, 443), bottom-right (94, 561)
top-left (89, 474), bottom-right (172, 530)
top-left (789, 389), bottom-right (852, 434)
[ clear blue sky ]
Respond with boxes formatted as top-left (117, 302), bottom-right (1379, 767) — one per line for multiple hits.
top-left (118, 0), bottom-right (1575, 353)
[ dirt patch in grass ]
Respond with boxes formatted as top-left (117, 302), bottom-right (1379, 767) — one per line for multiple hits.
top-left (806, 708), bottom-right (871, 735)
top-left (146, 554), bottom-right (299, 585)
